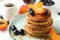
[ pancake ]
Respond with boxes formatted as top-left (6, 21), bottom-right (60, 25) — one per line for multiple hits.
top-left (25, 31), bottom-right (49, 39)
top-left (26, 9), bottom-right (51, 22)
top-left (24, 26), bottom-right (50, 34)
top-left (24, 27), bottom-right (49, 38)
top-left (24, 8), bottom-right (53, 39)
top-left (25, 19), bottom-right (53, 30)
top-left (25, 24), bottom-right (52, 31)
top-left (26, 18), bottom-right (53, 26)
top-left (26, 16), bottom-right (51, 22)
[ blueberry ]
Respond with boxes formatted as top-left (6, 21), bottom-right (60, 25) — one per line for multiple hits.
top-left (48, 1), bottom-right (55, 6)
top-left (13, 30), bottom-right (20, 36)
top-left (41, 0), bottom-right (55, 6)
top-left (40, 0), bottom-right (47, 2)
top-left (30, 0), bottom-right (36, 4)
top-left (44, 10), bottom-right (48, 15)
top-left (7, 21), bottom-right (9, 24)
top-left (28, 8), bottom-right (35, 16)
top-left (47, 0), bottom-right (52, 2)
top-left (58, 12), bottom-right (60, 16)
top-left (44, 1), bottom-right (55, 6)
top-left (23, 0), bottom-right (36, 4)
top-left (11, 25), bottom-right (17, 31)
top-left (0, 15), bottom-right (3, 19)
top-left (44, 2), bottom-right (49, 6)
top-left (19, 29), bottom-right (25, 35)
top-left (13, 29), bottom-right (25, 36)
top-left (40, 0), bottom-right (44, 2)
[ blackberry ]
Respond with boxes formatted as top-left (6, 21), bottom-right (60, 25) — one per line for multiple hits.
top-left (28, 8), bottom-right (35, 16)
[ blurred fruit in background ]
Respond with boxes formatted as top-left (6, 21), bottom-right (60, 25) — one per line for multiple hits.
top-left (23, 0), bottom-right (36, 4)
top-left (19, 5), bottom-right (28, 14)
top-left (40, 0), bottom-right (55, 6)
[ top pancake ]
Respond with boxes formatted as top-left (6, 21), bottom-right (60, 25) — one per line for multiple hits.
top-left (26, 9), bottom-right (51, 22)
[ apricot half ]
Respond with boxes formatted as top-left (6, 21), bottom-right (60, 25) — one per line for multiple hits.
top-left (0, 20), bottom-right (8, 30)
top-left (19, 5), bottom-right (28, 14)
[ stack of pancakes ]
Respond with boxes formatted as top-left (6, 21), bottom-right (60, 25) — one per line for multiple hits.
top-left (24, 9), bottom-right (53, 38)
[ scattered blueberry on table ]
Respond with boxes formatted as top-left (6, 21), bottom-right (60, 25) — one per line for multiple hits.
top-left (13, 30), bottom-right (20, 36)
top-left (13, 29), bottom-right (25, 36)
top-left (19, 29), bottom-right (25, 35)
top-left (11, 25), bottom-right (17, 31)
top-left (11, 25), bottom-right (25, 36)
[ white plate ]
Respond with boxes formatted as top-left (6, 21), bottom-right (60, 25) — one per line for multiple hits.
top-left (8, 12), bottom-right (60, 40)
top-left (9, 14), bottom-right (44, 40)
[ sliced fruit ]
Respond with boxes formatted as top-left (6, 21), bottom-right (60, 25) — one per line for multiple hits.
top-left (19, 5), bottom-right (28, 14)
top-left (36, 2), bottom-right (43, 8)
top-left (28, 2), bottom-right (45, 15)
top-left (49, 28), bottom-right (60, 40)
top-left (33, 2), bottom-right (45, 14)
top-left (0, 20), bottom-right (8, 30)
top-left (28, 4), bottom-right (34, 9)
top-left (34, 5), bottom-right (45, 14)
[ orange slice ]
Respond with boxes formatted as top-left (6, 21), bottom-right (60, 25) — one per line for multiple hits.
top-left (49, 28), bottom-right (60, 40)
top-left (28, 4), bottom-right (34, 9)
top-left (33, 2), bottom-right (45, 14)
top-left (36, 2), bottom-right (43, 8)
top-left (34, 4), bottom-right (45, 14)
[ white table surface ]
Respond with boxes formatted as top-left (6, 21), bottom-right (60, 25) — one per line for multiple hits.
top-left (0, 0), bottom-right (60, 40)
top-left (0, 0), bottom-right (39, 40)
top-left (0, 0), bottom-right (26, 40)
